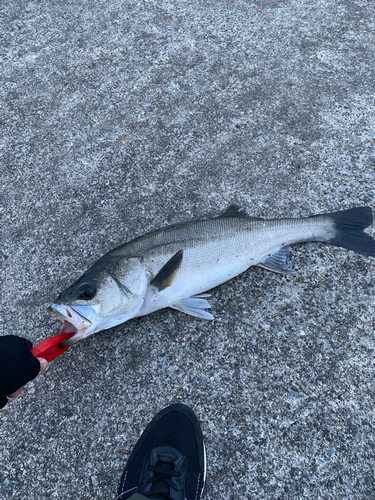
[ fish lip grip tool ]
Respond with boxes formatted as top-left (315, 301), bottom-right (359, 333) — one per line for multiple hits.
top-left (30, 332), bottom-right (76, 362)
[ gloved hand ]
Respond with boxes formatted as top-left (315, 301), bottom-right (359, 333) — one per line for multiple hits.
top-left (0, 335), bottom-right (48, 409)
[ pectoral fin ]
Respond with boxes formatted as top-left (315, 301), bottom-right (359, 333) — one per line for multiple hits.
top-left (257, 246), bottom-right (293, 275)
top-left (151, 250), bottom-right (183, 291)
top-left (170, 294), bottom-right (214, 320)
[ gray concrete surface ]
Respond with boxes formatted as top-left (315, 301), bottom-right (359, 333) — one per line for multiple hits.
top-left (1, 0), bottom-right (375, 498)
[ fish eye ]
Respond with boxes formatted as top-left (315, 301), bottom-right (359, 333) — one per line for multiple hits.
top-left (78, 282), bottom-right (96, 300)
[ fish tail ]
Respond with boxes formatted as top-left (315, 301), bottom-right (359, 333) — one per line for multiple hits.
top-left (315, 207), bottom-right (375, 256)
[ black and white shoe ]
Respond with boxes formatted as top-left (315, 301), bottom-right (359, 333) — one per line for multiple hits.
top-left (116, 403), bottom-right (206, 500)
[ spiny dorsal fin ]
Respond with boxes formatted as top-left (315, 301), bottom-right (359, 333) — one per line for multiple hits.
top-left (218, 205), bottom-right (249, 218)
top-left (151, 250), bottom-right (183, 291)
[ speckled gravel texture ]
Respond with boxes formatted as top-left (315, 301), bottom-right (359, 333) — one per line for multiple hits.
top-left (1, 0), bottom-right (375, 498)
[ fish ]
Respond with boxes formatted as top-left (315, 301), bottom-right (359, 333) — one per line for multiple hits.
top-left (48, 205), bottom-right (375, 347)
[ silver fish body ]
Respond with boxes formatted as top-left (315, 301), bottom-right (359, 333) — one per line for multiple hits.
top-left (132, 214), bottom-right (334, 317)
top-left (49, 205), bottom-right (375, 346)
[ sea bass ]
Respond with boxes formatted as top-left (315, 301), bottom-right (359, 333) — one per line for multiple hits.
top-left (49, 205), bottom-right (375, 346)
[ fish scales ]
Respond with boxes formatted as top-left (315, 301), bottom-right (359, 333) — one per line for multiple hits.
top-left (48, 205), bottom-right (375, 346)
top-left (133, 216), bottom-right (333, 317)
top-left (111, 216), bottom-right (331, 261)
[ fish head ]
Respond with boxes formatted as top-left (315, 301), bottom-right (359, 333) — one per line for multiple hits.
top-left (48, 256), bottom-right (148, 346)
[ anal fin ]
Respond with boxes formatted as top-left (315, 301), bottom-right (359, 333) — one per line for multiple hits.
top-left (151, 250), bottom-right (183, 291)
top-left (257, 246), bottom-right (293, 275)
top-left (170, 294), bottom-right (214, 320)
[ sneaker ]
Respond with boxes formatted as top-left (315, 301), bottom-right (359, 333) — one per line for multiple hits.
top-left (116, 403), bottom-right (206, 500)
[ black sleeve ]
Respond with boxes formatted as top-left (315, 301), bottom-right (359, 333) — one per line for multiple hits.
top-left (0, 336), bottom-right (41, 409)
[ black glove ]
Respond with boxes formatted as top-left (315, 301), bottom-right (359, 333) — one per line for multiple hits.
top-left (0, 336), bottom-right (41, 409)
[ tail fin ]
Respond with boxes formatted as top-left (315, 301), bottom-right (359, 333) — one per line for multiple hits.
top-left (317, 207), bottom-right (375, 256)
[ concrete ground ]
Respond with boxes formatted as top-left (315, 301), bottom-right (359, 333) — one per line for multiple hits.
top-left (1, 0), bottom-right (375, 498)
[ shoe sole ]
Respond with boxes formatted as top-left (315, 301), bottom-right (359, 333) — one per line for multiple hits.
top-left (201, 440), bottom-right (207, 497)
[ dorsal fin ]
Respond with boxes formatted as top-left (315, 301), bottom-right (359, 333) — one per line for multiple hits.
top-left (151, 250), bottom-right (183, 291)
top-left (218, 205), bottom-right (249, 218)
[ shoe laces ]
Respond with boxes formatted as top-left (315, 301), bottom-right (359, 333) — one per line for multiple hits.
top-left (143, 458), bottom-right (182, 500)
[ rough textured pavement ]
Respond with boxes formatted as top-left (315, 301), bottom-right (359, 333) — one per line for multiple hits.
top-left (1, 0), bottom-right (375, 498)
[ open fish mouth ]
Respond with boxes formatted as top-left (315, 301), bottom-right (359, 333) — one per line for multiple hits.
top-left (48, 303), bottom-right (92, 346)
